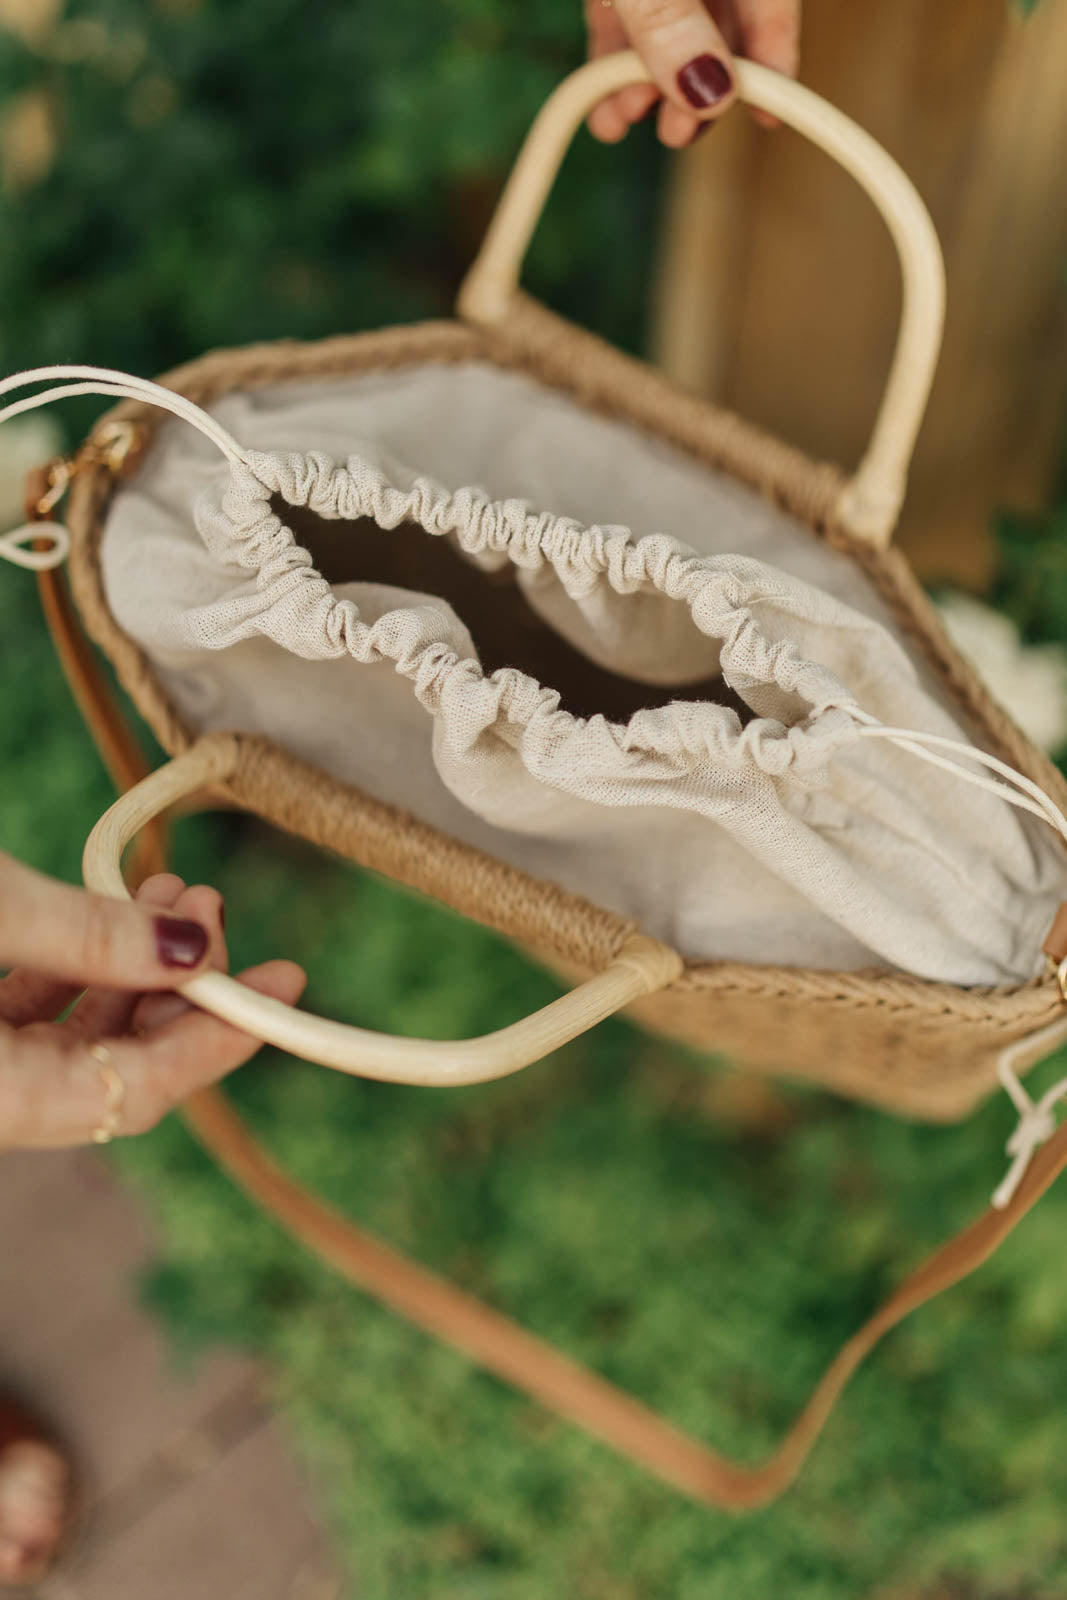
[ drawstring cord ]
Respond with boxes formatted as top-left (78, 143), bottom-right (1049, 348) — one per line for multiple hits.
top-left (852, 713), bottom-right (1067, 847)
top-left (0, 366), bottom-right (250, 465)
top-left (0, 364), bottom-right (251, 572)
top-left (854, 711), bottom-right (1067, 1206)
top-left (2, 364), bottom-right (1067, 1203)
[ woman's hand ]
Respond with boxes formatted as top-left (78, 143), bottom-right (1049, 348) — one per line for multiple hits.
top-left (0, 854), bottom-right (305, 1149)
top-left (586, 0), bottom-right (800, 146)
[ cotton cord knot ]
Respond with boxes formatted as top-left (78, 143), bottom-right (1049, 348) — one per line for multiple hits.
top-left (998, 1105), bottom-right (1057, 1208)
top-left (993, 1049), bottom-right (1067, 1210)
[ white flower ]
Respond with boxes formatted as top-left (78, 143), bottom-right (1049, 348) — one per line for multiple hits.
top-left (0, 414), bottom-right (63, 529)
top-left (936, 591), bottom-right (1067, 755)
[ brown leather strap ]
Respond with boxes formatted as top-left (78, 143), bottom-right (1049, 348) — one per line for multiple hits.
top-left (37, 565), bottom-right (167, 883)
top-left (37, 561), bottom-right (1067, 1510)
top-left (181, 1086), bottom-right (1067, 1510)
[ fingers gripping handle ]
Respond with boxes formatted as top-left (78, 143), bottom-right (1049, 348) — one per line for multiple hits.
top-left (81, 736), bottom-right (684, 1085)
top-left (457, 52), bottom-right (946, 549)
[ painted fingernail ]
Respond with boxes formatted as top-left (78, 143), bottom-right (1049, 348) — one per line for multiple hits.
top-left (218, 898), bottom-right (226, 933)
top-left (155, 916), bottom-right (209, 968)
top-left (677, 54), bottom-right (733, 110)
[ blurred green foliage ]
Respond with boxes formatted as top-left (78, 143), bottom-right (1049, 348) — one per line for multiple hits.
top-left (2, 3), bottom-right (1067, 1597)
top-left (0, 0), bottom-right (662, 401)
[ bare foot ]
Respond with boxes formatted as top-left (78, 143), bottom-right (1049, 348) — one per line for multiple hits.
top-left (0, 1396), bottom-right (72, 1588)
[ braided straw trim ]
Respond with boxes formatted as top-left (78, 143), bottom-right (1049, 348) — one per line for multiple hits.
top-left (63, 312), bottom-right (1065, 1121)
top-left (230, 735), bottom-right (638, 974)
top-left (140, 322), bottom-right (482, 413)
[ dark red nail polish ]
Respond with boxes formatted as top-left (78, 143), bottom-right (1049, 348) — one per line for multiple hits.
top-left (218, 899), bottom-right (226, 932)
top-left (677, 54), bottom-right (733, 110)
top-left (155, 916), bottom-right (209, 968)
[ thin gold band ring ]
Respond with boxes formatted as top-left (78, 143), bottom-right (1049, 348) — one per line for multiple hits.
top-left (88, 1042), bottom-right (125, 1145)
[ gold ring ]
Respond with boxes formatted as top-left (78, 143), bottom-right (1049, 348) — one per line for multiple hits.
top-left (1045, 953), bottom-right (1067, 1004)
top-left (88, 1042), bottom-right (125, 1145)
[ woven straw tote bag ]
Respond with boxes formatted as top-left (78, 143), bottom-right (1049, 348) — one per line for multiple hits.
top-left (9, 53), bottom-right (1067, 1509)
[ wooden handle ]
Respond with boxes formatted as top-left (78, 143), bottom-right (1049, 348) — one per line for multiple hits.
top-left (81, 734), bottom-right (684, 1085)
top-left (457, 52), bottom-right (946, 549)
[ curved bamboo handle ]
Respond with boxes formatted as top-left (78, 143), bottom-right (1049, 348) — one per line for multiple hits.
top-left (81, 735), bottom-right (684, 1086)
top-left (457, 52), bottom-right (946, 550)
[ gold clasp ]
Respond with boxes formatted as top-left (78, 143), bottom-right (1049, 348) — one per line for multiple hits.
top-left (84, 418), bottom-right (142, 475)
top-left (1048, 954), bottom-right (1067, 1005)
top-left (23, 420), bottom-right (142, 524)
top-left (1041, 903), bottom-right (1067, 1003)
top-left (24, 456), bottom-right (71, 522)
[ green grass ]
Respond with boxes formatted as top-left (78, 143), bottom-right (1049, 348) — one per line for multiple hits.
top-left (3, 1), bottom-right (1067, 1590)
top-left (6, 561), bottom-right (1067, 1598)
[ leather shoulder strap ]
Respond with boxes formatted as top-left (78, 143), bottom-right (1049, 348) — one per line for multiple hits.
top-left (181, 1085), bottom-right (1067, 1511)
